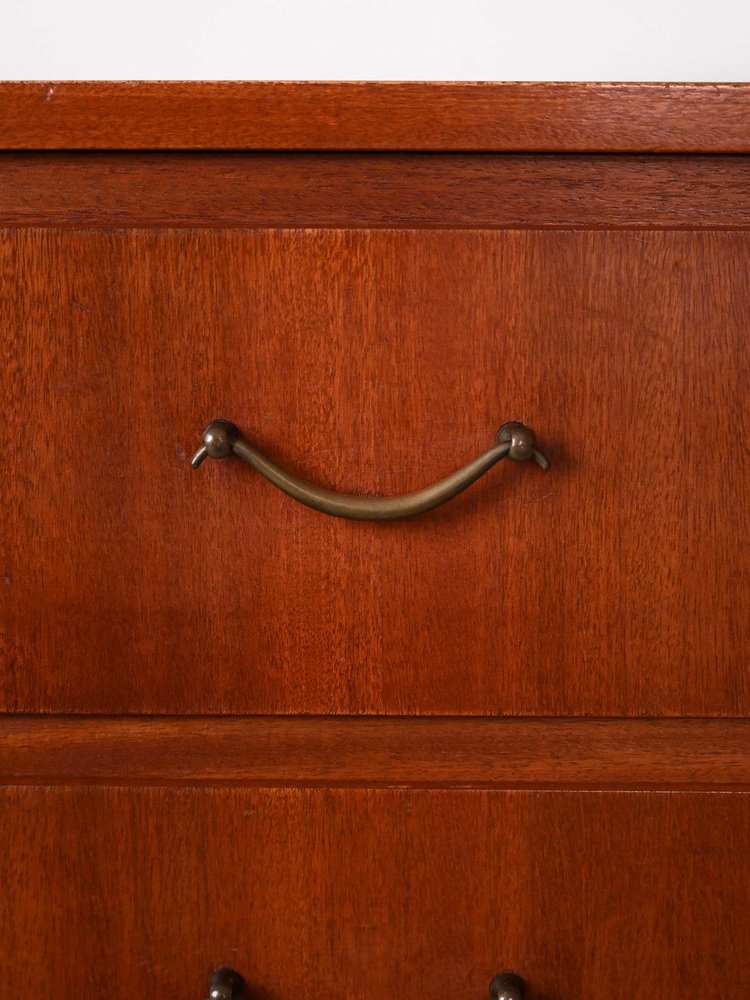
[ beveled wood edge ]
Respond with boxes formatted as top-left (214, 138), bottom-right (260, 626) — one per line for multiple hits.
top-left (3, 152), bottom-right (750, 229)
top-left (2, 717), bottom-right (749, 790)
top-left (1, 82), bottom-right (750, 151)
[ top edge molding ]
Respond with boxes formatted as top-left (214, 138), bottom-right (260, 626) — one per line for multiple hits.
top-left (0, 81), bottom-right (749, 152)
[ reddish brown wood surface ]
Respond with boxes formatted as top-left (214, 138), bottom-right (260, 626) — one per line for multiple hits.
top-left (2, 226), bottom-right (749, 715)
top-left (3, 717), bottom-right (750, 790)
top-left (2, 97), bottom-right (749, 1000)
top-left (3, 152), bottom-right (750, 229)
top-left (2, 82), bottom-right (750, 151)
top-left (1, 786), bottom-right (748, 999)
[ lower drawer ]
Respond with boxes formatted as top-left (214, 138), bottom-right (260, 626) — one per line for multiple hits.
top-left (1, 786), bottom-right (748, 999)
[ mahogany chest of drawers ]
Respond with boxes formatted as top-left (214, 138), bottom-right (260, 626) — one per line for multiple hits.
top-left (1, 82), bottom-right (750, 999)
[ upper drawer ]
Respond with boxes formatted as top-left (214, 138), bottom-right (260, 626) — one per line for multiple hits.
top-left (2, 151), bottom-right (750, 715)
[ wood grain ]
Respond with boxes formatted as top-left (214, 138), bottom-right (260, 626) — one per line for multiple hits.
top-left (2, 82), bottom-right (750, 151)
top-left (3, 152), bottom-right (750, 230)
top-left (3, 92), bottom-right (749, 1000)
top-left (2, 227), bottom-right (749, 715)
top-left (1, 786), bottom-right (748, 999)
top-left (2, 717), bottom-right (750, 789)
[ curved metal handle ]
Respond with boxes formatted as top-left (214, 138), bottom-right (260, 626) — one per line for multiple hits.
top-left (191, 419), bottom-right (549, 522)
top-left (203, 967), bottom-right (524, 999)
top-left (490, 972), bottom-right (526, 1000)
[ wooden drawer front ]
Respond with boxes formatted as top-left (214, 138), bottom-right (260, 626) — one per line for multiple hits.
top-left (3, 221), bottom-right (749, 715)
top-left (1, 785), bottom-right (748, 1000)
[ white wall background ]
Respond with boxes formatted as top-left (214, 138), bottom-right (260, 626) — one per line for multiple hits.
top-left (1, 0), bottom-right (749, 81)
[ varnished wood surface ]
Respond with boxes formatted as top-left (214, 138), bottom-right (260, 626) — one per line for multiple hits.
top-left (2, 227), bottom-right (749, 715)
top-left (3, 152), bottom-right (750, 230)
top-left (3, 95), bottom-right (749, 1000)
top-left (2, 82), bottom-right (750, 151)
top-left (1, 786), bottom-right (748, 999)
top-left (3, 717), bottom-right (750, 789)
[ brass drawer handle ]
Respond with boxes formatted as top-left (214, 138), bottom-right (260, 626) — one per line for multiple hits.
top-left (191, 419), bottom-right (549, 522)
top-left (204, 967), bottom-right (525, 998)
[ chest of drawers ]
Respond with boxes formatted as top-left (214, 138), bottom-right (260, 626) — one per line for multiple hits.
top-left (1, 82), bottom-right (750, 999)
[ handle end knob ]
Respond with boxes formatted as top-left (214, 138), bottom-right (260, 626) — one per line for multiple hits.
top-left (490, 971), bottom-right (526, 1000)
top-left (497, 421), bottom-right (550, 469)
top-left (192, 420), bottom-right (240, 468)
top-left (206, 967), bottom-right (244, 1000)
